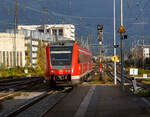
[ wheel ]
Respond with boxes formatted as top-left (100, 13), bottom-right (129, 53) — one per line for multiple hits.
top-left (50, 77), bottom-right (56, 89)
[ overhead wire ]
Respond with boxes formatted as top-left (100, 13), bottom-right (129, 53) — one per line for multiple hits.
top-left (126, 0), bottom-right (150, 32)
top-left (4, 0), bottom-right (150, 43)
top-left (7, 0), bottom-right (137, 21)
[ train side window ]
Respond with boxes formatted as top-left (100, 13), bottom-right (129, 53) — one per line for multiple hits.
top-left (78, 58), bottom-right (80, 63)
top-left (84, 55), bottom-right (87, 62)
top-left (78, 54), bottom-right (80, 63)
top-left (78, 52), bottom-right (84, 63)
top-left (78, 52), bottom-right (81, 63)
top-left (87, 56), bottom-right (89, 62)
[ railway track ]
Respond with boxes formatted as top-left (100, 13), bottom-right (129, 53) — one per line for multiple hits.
top-left (40, 87), bottom-right (73, 117)
top-left (104, 63), bottom-right (150, 92)
top-left (0, 76), bottom-right (42, 84)
top-left (5, 90), bottom-right (54, 117)
top-left (0, 77), bottom-right (43, 91)
top-left (0, 77), bottom-right (44, 100)
top-left (0, 77), bottom-right (43, 86)
top-left (3, 87), bottom-right (72, 117)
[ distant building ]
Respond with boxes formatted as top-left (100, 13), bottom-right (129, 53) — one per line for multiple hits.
top-left (0, 24), bottom-right (75, 68)
top-left (0, 33), bottom-right (25, 67)
top-left (143, 46), bottom-right (150, 58)
top-left (18, 24), bottom-right (75, 40)
top-left (17, 24), bottom-right (75, 67)
top-left (131, 45), bottom-right (150, 59)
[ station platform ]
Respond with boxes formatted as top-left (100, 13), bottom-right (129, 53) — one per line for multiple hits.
top-left (44, 84), bottom-right (150, 117)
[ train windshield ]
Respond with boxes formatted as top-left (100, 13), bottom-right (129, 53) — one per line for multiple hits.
top-left (50, 46), bottom-right (73, 67)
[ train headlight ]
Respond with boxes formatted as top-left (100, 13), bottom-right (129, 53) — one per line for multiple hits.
top-left (51, 70), bottom-right (56, 73)
top-left (66, 70), bottom-right (71, 73)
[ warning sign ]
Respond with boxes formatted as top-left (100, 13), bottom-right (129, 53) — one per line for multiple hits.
top-left (112, 56), bottom-right (118, 62)
top-left (118, 25), bottom-right (126, 33)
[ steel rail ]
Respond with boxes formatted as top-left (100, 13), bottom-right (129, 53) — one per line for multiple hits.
top-left (5, 90), bottom-right (54, 117)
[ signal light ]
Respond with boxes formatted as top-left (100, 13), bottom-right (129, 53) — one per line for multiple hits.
top-left (124, 35), bottom-right (128, 39)
top-left (97, 24), bottom-right (103, 31)
top-left (97, 32), bottom-right (102, 41)
top-left (97, 24), bottom-right (103, 45)
top-left (51, 70), bottom-right (56, 73)
top-left (114, 45), bottom-right (119, 48)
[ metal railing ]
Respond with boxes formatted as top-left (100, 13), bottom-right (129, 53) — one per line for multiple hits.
top-left (6, 29), bottom-right (70, 42)
top-left (20, 29), bottom-right (70, 42)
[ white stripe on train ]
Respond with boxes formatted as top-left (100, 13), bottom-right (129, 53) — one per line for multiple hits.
top-left (71, 70), bottom-right (93, 80)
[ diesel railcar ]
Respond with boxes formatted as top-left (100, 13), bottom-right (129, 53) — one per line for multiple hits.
top-left (45, 40), bottom-right (93, 87)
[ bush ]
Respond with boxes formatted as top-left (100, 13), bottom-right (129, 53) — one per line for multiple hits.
top-left (136, 90), bottom-right (150, 97)
top-left (138, 68), bottom-right (150, 75)
top-left (0, 66), bottom-right (44, 78)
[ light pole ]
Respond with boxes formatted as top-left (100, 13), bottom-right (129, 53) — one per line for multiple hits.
top-left (120, 33), bottom-right (124, 90)
top-left (14, 0), bottom-right (18, 67)
top-left (43, 7), bottom-right (47, 33)
top-left (113, 0), bottom-right (117, 85)
top-left (119, 0), bottom-right (126, 90)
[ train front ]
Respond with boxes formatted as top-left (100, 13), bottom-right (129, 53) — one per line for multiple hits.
top-left (46, 41), bottom-right (73, 86)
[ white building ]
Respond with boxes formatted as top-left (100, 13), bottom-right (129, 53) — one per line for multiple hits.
top-left (131, 45), bottom-right (150, 59)
top-left (0, 24), bottom-right (75, 68)
top-left (143, 47), bottom-right (149, 58)
top-left (17, 24), bottom-right (74, 67)
top-left (18, 24), bottom-right (75, 40)
top-left (0, 33), bottom-right (25, 67)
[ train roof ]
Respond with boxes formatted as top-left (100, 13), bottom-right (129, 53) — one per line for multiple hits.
top-left (50, 40), bottom-right (74, 47)
top-left (49, 40), bottom-right (92, 56)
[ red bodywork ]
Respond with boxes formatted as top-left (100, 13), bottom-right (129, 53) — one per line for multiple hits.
top-left (45, 42), bottom-right (93, 85)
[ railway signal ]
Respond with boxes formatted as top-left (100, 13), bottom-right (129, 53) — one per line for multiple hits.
top-left (114, 45), bottom-right (119, 48)
top-left (97, 24), bottom-right (103, 31)
top-left (118, 25), bottom-right (128, 90)
top-left (97, 24), bottom-right (103, 45)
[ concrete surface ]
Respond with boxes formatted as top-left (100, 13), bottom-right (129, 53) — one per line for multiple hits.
top-left (44, 84), bottom-right (150, 117)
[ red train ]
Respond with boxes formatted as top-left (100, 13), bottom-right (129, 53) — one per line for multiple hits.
top-left (45, 40), bottom-right (93, 87)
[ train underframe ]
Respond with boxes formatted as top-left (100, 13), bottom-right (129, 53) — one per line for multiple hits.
top-left (49, 71), bottom-right (93, 88)
top-left (50, 74), bottom-right (72, 87)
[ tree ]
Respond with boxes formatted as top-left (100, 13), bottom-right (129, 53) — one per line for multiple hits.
top-left (35, 41), bottom-right (46, 73)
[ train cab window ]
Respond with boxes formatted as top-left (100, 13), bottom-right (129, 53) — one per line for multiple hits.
top-left (50, 46), bottom-right (73, 67)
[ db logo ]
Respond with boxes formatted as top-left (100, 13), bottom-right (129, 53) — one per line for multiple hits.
top-left (59, 70), bottom-right (63, 74)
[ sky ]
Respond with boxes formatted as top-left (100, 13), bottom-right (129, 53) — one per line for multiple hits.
top-left (0, 0), bottom-right (150, 55)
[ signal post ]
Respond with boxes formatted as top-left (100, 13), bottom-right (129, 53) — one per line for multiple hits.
top-left (118, 25), bottom-right (127, 90)
top-left (97, 24), bottom-right (103, 80)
